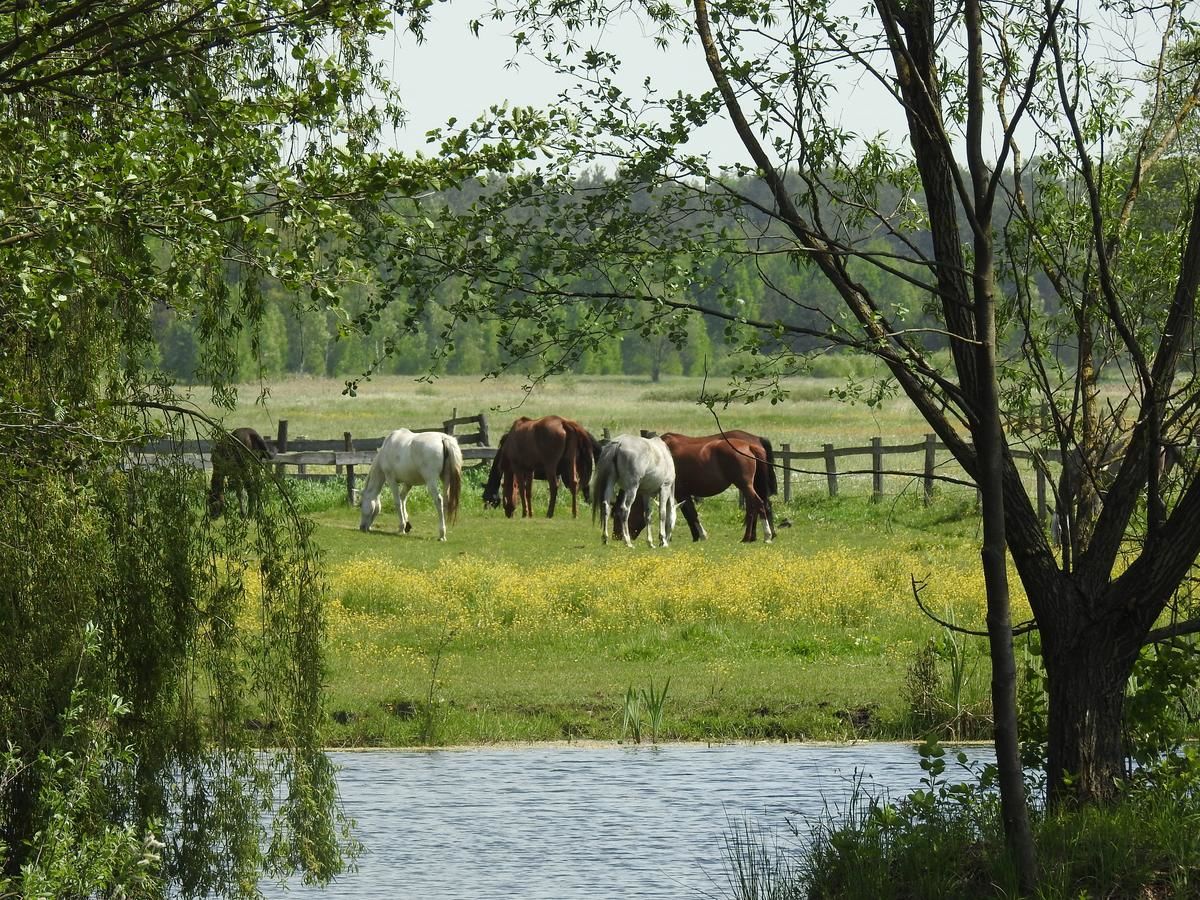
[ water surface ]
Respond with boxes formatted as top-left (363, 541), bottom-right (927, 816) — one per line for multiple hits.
top-left (270, 742), bottom-right (991, 899)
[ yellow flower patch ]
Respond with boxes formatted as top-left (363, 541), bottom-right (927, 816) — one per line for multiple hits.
top-left (326, 549), bottom-right (1030, 646)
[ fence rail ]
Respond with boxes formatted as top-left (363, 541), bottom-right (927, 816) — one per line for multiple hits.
top-left (774, 435), bottom-right (1060, 524)
top-left (135, 414), bottom-right (1062, 522)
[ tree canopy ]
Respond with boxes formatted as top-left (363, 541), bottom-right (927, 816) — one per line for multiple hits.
top-left (0, 0), bottom-right (425, 893)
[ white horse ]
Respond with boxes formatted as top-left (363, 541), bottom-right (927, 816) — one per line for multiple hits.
top-left (590, 434), bottom-right (676, 548)
top-left (359, 429), bottom-right (463, 541)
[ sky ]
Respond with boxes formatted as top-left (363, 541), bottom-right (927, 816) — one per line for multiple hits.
top-left (367, 0), bottom-right (1164, 169)
top-left (367, 0), bottom-right (866, 167)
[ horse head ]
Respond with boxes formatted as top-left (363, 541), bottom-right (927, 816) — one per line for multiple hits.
top-left (359, 495), bottom-right (381, 531)
top-left (482, 434), bottom-right (508, 508)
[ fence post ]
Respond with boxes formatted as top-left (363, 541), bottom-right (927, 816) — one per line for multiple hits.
top-left (781, 443), bottom-right (792, 503)
top-left (823, 443), bottom-right (838, 498)
top-left (343, 434), bottom-right (355, 511)
top-left (479, 414), bottom-right (490, 447)
top-left (344, 431), bottom-right (356, 507)
top-left (871, 436), bottom-right (884, 502)
top-left (923, 433), bottom-right (937, 505)
top-left (275, 420), bottom-right (288, 478)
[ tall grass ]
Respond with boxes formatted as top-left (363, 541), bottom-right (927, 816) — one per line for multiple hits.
top-left (724, 750), bottom-right (1200, 898)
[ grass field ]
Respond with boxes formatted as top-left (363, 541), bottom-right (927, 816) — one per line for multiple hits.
top-left (185, 372), bottom-right (934, 448)
top-left (207, 376), bottom-right (1026, 747)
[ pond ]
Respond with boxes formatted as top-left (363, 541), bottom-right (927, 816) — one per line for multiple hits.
top-left (268, 742), bottom-right (992, 899)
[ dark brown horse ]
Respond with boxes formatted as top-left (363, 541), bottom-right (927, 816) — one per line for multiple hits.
top-left (482, 415), bottom-right (601, 518)
top-left (207, 427), bottom-right (274, 517)
top-left (626, 431), bottom-right (776, 542)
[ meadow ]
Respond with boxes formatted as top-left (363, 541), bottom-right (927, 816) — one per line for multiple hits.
top-left (207, 375), bottom-right (1025, 747)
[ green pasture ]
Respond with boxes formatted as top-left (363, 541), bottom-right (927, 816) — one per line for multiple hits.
top-left (206, 375), bottom-right (1017, 748)
top-left (293, 473), bottom-right (1004, 749)
top-left (185, 372), bottom-right (935, 448)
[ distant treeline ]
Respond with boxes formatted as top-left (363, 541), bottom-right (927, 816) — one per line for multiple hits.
top-left (147, 171), bottom-right (987, 383)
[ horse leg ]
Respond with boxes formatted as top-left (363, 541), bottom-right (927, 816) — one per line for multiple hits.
top-left (680, 497), bottom-right (706, 541)
top-left (565, 452), bottom-right (580, 519)
top-left (741, 488), bottom-right (769, 543)
top-left (427, 478), bottom-right (447, 541)
top-left (394, 482), bottom-right (412, 534)
top-left (546, 461), bottom-right (560, 518)
top-left (659, 486), bottom-right (675, 548)
top-left (742, 497), bottom-right (756, 542)
top-left (520, 472), bottom-right (534, 518)
top-left (617, 491), bottom-right (637, 548)
top-left (761, 498), bottom-right (775, 543)
top-left (568, 461), bottom-right (580, 518)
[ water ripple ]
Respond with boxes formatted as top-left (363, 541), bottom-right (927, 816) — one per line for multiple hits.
top-left (267, 742), bottom-right (992, 899)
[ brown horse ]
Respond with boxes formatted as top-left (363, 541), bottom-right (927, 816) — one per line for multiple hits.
top-left (482, 415), bottom-right (600, 518)
top-left (207, 427), bottom-right (275, 517)
top-left (626, 431), bottom-right (775, 542)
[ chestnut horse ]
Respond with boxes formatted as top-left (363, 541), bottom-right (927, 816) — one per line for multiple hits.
top-left (482, 415), bottom-right (600, 518)
top-left (207, 426), bottom-right (275, 517)
top-left (626, 431), bottom-right (775, 543)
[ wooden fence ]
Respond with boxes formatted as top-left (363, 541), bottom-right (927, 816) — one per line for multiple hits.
top-left (629, 429), bottom-right (1058, 524)
top-left (136, 411), bottom-right (491, 506)
top-left (138, 415), bottom-right (1060, 523)
top-left (774, 435), bottom-right (1059, 524)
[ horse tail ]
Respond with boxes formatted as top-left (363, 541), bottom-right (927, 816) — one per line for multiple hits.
top-left (442, 435), bottom-right (463, 523)
top-left (752, 447), bottom-right (772, 510)
top-left (581, 430), bottom-right (601, 491)
top-left (758, 435), bottom-right (778, 497)
top-left (591, 442), bottom-right (616, 524)
top-left (576, 437), bottom-right (594, 502)
top-left (565, 423), bottom-right (598, 500)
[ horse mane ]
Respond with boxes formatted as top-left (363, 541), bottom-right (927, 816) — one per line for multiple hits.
top-left (361, 451), bottom-right (388, 504)
top-left (482, 433), bottom-right (509, 502)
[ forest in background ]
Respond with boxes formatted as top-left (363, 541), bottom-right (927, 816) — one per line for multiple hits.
top-left (150, 170), bottom-right (943, 383)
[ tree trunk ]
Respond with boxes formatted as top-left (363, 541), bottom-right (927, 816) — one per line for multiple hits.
top-left (1043, 618), bottom-right (1144, 807)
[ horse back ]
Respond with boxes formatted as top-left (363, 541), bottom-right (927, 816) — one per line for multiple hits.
top-left (661, 433), bottom-right (750, 499)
